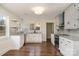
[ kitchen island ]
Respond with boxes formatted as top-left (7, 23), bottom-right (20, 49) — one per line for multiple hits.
top-left (10, 32), bottom-right (24, 49)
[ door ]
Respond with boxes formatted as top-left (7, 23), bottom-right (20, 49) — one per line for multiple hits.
top-left (46, 23), bottom-right (54, 41)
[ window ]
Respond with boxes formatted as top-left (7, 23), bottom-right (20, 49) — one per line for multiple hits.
top-left (0, 16), bottom-right (6, 36)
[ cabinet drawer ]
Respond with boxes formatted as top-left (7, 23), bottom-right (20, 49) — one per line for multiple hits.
top-left (59, 38), bottom-right (65, 42)
top-left (65, 39), bottom-right (73, 45)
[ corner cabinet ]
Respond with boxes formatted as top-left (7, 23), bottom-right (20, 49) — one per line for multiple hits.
top-left (59, 37), bottom-right (74, 56)
top-left (64, 4), bottom-right (79, 29)
top-left (59, 36), bottom-right (79, 56)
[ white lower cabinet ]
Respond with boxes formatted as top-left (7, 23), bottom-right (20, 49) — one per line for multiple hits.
top-left (59, 36), bottom-right (79, 56)
top-left (51, 34), bottom-right (55, 45)
top-left (26, 33), bottom-right (42, 43)
top-left (11, 35), bottom-right (24, 49)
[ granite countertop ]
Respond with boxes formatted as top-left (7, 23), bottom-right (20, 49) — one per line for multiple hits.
top-left (10, 32), bottom-right (42, 35)
top-left (27, 32), bottom-right (42, 34)
top-left (51, 33), bottom-right (79, 41)
top-left (60, 35), bottom-right (79, 41)
top-left (54, 33), bottom-right (69, 36)
top-left (10, 32), bottom-right (24, 35)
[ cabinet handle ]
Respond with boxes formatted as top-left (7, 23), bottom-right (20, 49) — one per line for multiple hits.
top-left (74, 24), bottom-right (76, 27)
top-left (67, 22), bottom-right (70, 24)
top-left (74, 4), bottom-right (76, 7)
top-left (77, 18), bottom-right (79, 20)
top-left (67, 41), bottom-right (71, 43)
top-left (61, 42), bottom-right (63, 43)
top-left (65, 44), bottom-right (67, 45)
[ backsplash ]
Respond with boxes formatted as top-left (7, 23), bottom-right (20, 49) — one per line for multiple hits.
top-left (58, 29), bottom-right (79, 36)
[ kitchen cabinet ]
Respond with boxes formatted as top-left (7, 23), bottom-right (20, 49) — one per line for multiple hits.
top-left (64, 3), bottom-right (79, 29)
top-left (11, 35), bottom-right (24, 49)
top-left (0, 37), bottom-right (14, 55)
top-left (59, 36), bottom-right (79, 56)
top-left (59, 37), bottom-right (73, 56)
top-left (26, 33), bottom-right (42, 43)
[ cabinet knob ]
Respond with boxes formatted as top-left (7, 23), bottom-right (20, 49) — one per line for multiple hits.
top-left (61, 42), bottom-right (63, 43)
top-left (74, 24), bottom-right (76, 26)
top-left (67, 41), bottom-right (71, 43)
top-left (65, 44), bottom-right (67, 45)
top-left (77, 18), bottom-right (79, 20)
top-left (74, 4), bottom-right (76, 7)
top-left (67, 22), bottom-right (70, 24)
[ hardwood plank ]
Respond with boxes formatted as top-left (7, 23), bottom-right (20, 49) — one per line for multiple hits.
top-left (3, 41), bottom-right (62, 56)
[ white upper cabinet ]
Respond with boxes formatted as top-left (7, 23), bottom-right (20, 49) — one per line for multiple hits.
top-left (64, 4), bottom-right (79, 29)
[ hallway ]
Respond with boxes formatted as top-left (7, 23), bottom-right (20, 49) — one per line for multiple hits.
top-left (3, 41), bottom-right (62, 56)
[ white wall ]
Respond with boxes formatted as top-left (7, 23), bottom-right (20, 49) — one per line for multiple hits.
top-left (0, 5), bottom-right (22, 55)
top-left (22, 17), bottom-right (54, 41)
top-left (0, 5), bottom-right (21, 36)
top-left (0, 6), bottom-right (18, 18)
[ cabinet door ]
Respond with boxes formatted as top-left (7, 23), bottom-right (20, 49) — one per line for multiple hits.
top-left (34, 34), bottom-right (42, 43)
top-left (59, 37), bottom-right (65, 54)
top-left (75, 4), bottom-right (79, 28)
top-left (76, 10), bottom-right (79, 28)
top-left (64, 10), bottom-right (70, 29)
top-left (64, 4), bottom-right (77, 29)
top-left (72, 4), bottom-right (78, 29)
top-left (51, 34), bottom-right (55, 45)
top-left (26, 34), bottom-right (33, 42)
top-left (26, 34), bottom-right (42, 43)
top-left (20, 34), bottom-right (24, 47)
top-left (64, 6), bottom-right (72, 29)
top-left (63, 40), bottom-right (73, 56)
top-left (59, 37), bottom-right (74, 56)
top-left (60, 38), bottom-right (70, 56)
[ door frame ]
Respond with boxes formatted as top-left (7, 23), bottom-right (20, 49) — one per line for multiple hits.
top-left (46, 22), bottom-right (54, 41)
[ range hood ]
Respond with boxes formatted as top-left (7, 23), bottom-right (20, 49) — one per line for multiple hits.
top-left (58, 12), bottom-right (64, 29)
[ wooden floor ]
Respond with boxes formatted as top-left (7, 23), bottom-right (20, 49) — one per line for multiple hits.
top-left (3, 40), bottom-right (62, 56)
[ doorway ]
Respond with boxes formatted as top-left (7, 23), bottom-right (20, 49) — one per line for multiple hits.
top-left (46, 23), bottom-right (54, 42)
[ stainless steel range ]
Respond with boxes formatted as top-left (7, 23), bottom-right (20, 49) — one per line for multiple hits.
top-left (54, 35), bottom-right (59, 48)
top-left (54, 34), bottom-right (69, 49)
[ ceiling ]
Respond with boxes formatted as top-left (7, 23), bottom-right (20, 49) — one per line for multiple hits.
top-left (0, 3), bottom-right (71, 19)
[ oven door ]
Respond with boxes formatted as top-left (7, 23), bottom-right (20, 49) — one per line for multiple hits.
top-left (54, 35), bottom-right (59, 48)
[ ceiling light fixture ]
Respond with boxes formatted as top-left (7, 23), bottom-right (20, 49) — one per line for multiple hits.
top-left (32, 6), bottom-right (45, 15)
